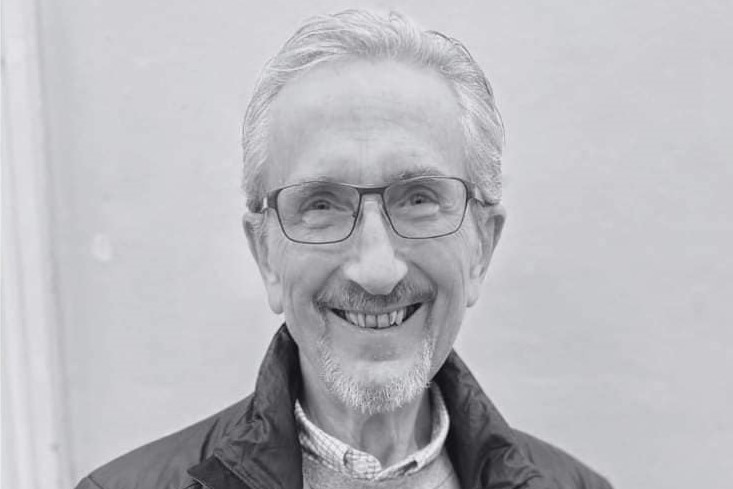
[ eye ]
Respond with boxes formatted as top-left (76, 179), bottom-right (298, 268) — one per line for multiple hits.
top-left (299, 192), bottom-right (352, 214)
top-left (306, 199), bottom-right (334, 211)
top-left (408, 192), bottom-right (437, 206)
top-left (399, 186), bottom-right (440, 208)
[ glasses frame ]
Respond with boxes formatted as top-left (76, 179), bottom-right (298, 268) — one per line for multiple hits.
top-left (257, 176), bottom-right (496, 245)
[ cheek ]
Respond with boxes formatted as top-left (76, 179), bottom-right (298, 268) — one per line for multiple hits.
top-left (413, 235), bottom-right (474, 353)
top-left (417, 230), bottom-right (475, 292)
top-left (273, 245), bottom-right (334, 352)
top-left (269, 237), bottom-right (336, 313)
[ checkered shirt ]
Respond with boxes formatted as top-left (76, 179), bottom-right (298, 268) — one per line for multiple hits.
top-left (294, 384), bottom-right (450, 481)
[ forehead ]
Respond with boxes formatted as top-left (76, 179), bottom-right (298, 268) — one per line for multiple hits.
top-left (266, 59), bottom-right (465, 188)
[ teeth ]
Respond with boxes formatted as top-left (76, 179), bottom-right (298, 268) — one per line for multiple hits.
top-left (337, 306), bottom-right (413, 329)
top-left (396, 308), bottom-right (405, 325)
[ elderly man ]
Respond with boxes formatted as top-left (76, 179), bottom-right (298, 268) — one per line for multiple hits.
top-left (77, 10), bottom-right (613, 489)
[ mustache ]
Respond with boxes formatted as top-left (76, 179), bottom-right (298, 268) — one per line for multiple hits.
top-left (315, 279), bottom-right (435, 312)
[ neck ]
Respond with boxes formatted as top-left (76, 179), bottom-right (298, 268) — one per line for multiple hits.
top-left (300, 367), bottom-right (432, 467)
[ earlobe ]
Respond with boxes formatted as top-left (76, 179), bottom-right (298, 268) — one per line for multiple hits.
top-left (265, 284), bottom-right (284, 315)
top-left (466, 273), bottom-right (482, 308)
top-left (466, 204), bottom-right (506, 307)
top-left (242, 214), bottom-right (284, 314)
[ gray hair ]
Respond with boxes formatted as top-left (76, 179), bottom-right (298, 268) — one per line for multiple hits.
top-left (242, 9), bottom-right (504, 212)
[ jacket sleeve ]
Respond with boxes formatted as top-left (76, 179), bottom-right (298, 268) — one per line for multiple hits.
top-left (512, 430), bottom-right (614, 489)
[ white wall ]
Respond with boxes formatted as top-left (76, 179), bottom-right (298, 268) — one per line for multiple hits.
top-left (33, 1), bottom-right (733, 488)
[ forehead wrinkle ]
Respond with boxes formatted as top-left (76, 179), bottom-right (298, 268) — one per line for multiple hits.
top-left (282, 92), bottom-right (456, 140)
top-left (271, 96), bottom-right (457, 155)
top-left (269, 121), bottom-right (458, 187)
top-left (278, 106), bottom-right (460, 165)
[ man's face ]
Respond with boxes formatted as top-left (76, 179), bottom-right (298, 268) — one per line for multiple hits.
top-left (248, 59), bottom-right (503, 413)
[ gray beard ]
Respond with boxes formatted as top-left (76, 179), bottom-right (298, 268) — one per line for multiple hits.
top-left (316, 335), bottom-right (435, 415)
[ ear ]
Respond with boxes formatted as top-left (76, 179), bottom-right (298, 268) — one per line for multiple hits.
top-left (466, 204), bottom-right (506, 307)
top-left (242, 213), bottom-right (284, 314)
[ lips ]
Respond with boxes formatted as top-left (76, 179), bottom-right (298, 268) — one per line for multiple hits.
top-left (331, 303), bottom-right (422, 329)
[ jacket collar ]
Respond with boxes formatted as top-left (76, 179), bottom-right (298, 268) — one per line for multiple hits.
top-left (189, 325), bottom-right (549, 489)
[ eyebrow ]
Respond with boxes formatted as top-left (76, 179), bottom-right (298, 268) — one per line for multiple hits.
top-left (293, 165), bottom-right (448, 185)
top-left (392, 166), bottom-right (447, 180)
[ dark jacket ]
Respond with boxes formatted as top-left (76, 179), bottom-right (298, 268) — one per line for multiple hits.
top-left (76, 326), bottom-right (613, 489)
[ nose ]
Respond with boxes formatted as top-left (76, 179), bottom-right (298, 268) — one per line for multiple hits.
top-left (342, 199), bottom-right (408, 295)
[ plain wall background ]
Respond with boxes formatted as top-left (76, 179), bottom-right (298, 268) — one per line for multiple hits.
top-left (35, 1), bottom-right (732, 488)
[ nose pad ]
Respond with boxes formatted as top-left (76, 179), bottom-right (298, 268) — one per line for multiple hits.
top-left (342, 200), bottom-right (408, 295)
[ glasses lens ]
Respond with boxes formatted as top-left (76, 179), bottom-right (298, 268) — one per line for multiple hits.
top-left (277, 182), bottom-right (359, 243)
top-left (385, 177), bottom-right (467, 238)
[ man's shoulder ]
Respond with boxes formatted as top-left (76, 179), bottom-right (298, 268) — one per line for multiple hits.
top-left (75, 395), bottom-right (254, 489)
top-left (511, 429), bottom-right (613, 489)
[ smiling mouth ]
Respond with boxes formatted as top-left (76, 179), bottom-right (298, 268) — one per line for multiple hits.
top-left (330, 303), bottom-right (422, 329)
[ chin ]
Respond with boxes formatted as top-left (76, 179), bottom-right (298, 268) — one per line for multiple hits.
top-left (317, 336), bottom-right (435, 415)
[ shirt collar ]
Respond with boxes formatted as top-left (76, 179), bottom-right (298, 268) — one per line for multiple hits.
top-left (294, 383), bottom-right (449, 481)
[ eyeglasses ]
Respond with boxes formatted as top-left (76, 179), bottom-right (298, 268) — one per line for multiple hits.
top-left (257, 176), bottom-right (495, 244)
